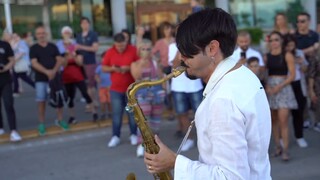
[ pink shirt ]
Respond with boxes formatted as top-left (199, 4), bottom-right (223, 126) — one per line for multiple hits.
top-left (152, 39), bottom-right (172, 67)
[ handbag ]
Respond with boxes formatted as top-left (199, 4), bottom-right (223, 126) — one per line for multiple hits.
top-left (14, 59), bottom-right (30, 73)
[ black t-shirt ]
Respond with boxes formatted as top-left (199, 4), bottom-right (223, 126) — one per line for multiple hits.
top-left (295, 30), bottom-right (319, 50)
top-left (30, 43), bottom-right (60, 82)
top-left (0, 40), bottom-right (14, 85)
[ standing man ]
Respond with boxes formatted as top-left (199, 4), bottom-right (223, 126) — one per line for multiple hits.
top-left (76, 17), bottom-right (99, 110)
top-left (294, 12), bottom-right (319, 131)
top-left (232, 31), bottom-right (264, 68)
top-left (0, 37), bottom-right (22, 141)
top-left (102, 33), bottom-right (139, 148)
top-left (30, 26), bottom-right (68, 135)
top-left (168, 42), bottom-right (203, 151)
top-left (144, 8), bottom-right (271, 179)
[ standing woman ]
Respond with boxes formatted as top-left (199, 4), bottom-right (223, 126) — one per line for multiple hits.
top-left (274, 13), bottom-right (294, 36)
top-left (10, 33), bottom-right (35, 96)
top-left (265, 31), bottom-right (297, 161)
top-left (130, 39), bottom-right (165, 157)
top-left (152, 21), bottom-right (175, 74)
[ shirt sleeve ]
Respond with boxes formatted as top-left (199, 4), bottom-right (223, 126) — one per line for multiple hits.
top-left (92, 32), bottom-right (98, 43)
top-left (29, 46), bottom-right (36, 60)
top-left (95, 65), bottom-right (101, 74)
top-left (102, 50), bottom-right (111, 66)
top-left (168, 44), bottom-right (178, 65)
top-left (174, 98), bottom-right (250, 180)
top-left (6, 42), bottom-right (14, 57)
top-left (52, 44), bottom-right (61, 58)
top-left (256, 52), bottom-right (264, 66)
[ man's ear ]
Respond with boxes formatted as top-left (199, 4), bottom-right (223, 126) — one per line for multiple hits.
top-left (206, 40), bottom-right (220, 57)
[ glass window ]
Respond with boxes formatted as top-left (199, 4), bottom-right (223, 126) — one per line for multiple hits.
top-left (229, 0), bottom-right (297, 29)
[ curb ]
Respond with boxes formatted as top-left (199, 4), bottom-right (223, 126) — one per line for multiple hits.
top-left (0, 118), bottom-right (128, 144)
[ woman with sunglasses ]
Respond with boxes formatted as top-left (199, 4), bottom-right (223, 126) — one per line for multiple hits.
top-left (265, 31), bottom-right (297, 161)
top-left (130, 39), bottom-right (165, 158)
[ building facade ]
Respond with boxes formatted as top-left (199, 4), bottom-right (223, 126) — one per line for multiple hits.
top-left (0, 0), bottom-right (319, 40)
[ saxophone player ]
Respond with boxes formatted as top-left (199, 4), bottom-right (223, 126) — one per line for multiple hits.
top-left (144, 8), bottom-right (272, 179)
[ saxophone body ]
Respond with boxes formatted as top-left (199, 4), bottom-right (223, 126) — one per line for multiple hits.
top-left (125, 66), bottom-right (186, 180)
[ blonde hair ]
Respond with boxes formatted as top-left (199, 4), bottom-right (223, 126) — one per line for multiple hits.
top-left (274, 13), bottom-right (289, 32)
top-left (138, 39), bottom-right (152, 50)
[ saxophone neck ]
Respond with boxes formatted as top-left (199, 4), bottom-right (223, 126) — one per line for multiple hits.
top-left (126, 66), bottom-right (186, 100)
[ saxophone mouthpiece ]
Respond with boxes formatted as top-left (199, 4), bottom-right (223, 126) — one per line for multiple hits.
top-left (172, 66), bottom-right (186, 77)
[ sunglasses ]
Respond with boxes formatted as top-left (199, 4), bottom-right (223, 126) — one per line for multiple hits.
top-left (141, 48), bottom-right (151, 51)
top-left (297, 19), bottom-right (307, 24)
top-left (269, 38), bottom-right (280, 43)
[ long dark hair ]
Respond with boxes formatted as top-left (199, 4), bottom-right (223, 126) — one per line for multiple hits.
top-left (283, 34), bottom-right (297, 55)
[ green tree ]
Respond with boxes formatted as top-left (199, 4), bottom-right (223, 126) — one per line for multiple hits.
top-left (286, 0), bottom-right (305, 25)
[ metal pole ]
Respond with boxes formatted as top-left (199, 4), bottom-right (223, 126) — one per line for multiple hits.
top-left (4, 0), bottom-right (13, 33)
top-left (67, 0), bottom-right (73, 23)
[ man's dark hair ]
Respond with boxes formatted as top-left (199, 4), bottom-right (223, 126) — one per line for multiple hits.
top-left (247, 57), bottom-right (259, 65)
top-left (81, 17), bottom-right (91, 23)
top-left (176, 8), bottom-right (237, 58)
top-left (121, 29), bottom-right (131, 44)
top-left (113, 33), bottom-right (126, 43)
top-left (297, 12), bottom-right (311, 20)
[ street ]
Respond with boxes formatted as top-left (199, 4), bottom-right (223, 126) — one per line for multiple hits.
top-left (0, 83), bottom-right (320, 180)
top-left (0, 120), bottom-right (320, 180)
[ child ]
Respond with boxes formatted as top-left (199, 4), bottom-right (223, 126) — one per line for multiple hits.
top-left (95, 64), bottom-right (112, 120)
top-left (247, 56), bottom-right (260, 76)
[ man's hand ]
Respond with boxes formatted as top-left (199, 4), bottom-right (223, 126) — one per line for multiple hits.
top-left (46, 70), bottom-right (56, 80)
top-left (111, 66), bottom-right (121, 73)
top-left (144, 135), bottom-right (177, 174)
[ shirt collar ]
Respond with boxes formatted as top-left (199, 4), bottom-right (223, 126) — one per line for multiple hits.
top-left (203, 56), bottom-right (237, 98)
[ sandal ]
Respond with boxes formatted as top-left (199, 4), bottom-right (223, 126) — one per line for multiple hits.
top-left (272, 146), bottom-right (282, 157)
top-left (281, 152), bottom-right (290, 162)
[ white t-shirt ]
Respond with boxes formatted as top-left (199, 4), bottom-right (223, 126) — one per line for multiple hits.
top-left (294, 49), bottom-right (308, 97)
top-left (232, 47), bottom-right (264, 66)
top-left (174, 57), bottom-right (271, 179)
top-left (168, 43), bottom-right (203, 93)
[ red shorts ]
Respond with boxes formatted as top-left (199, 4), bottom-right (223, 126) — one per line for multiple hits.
top-left (99, 87), bottom-right (110, 103)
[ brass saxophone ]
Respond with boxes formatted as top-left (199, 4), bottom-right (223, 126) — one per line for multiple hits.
top-left (125, 66), bottom-right (186, 180)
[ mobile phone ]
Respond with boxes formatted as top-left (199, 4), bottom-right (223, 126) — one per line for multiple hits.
top-left (240, 52), bottom-right (246, 59)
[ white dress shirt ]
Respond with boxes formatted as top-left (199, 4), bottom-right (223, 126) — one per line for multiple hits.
top-left (168, 43), bottom-right (203, 93)
top-left (232, 47), bottom-right (264, 66)
top-left (174, 57), bottom-right (272, 180)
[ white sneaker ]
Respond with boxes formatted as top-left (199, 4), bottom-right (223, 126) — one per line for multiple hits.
top-left (303, 120), bottom-right (311, 129)
top-left (0, 128), bottom-right (4, 135)
top-left (181, 139), bottom-right (195, 152)
top-left (108, 136), bottom-right (120, 148)
top-left (130, 134), bottom-right (138, 145)
top-left (296, 138), bottom-right (308, 148)
top-left (313, 122), bottom-right (320, 133)
top-left (10, 131), bottom-right (22, 142)
top-left (136, 144), bottom-right (144, 158)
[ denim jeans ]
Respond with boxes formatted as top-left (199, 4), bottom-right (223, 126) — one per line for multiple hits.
top-left (110, 90), bottom-right (137, 137)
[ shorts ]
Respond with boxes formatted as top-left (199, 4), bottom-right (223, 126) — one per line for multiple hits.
top-left (84, 64), bottom-right (97, 88)
top-left (172, 90), bottom-right (203, 115)
top-left (35, 82), bottom-right (49, 102)
top-left (99, 87), bottom-right (110, 103)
